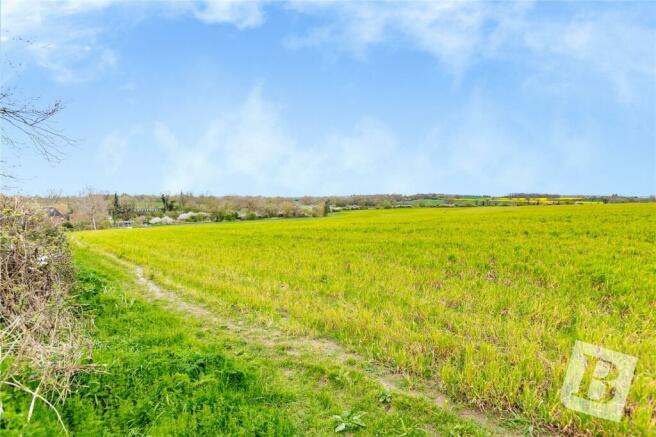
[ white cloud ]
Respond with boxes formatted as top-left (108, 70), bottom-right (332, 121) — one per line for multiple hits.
top-left (417, 94), bottom-right (609, 195)
top-left (319, 118), bottom-right (400, 193)
top-left (153, 84), bottom-right (604, 196)
top-left (1, 0), bottom-right (114, 37)
top-left (155, 86), bottom-right (404, 194)
top-left (0, 0), bottom-right (267, 82)
top-left (27, 32), bottom-right (118, 84)
top-left (1, 0), bottom-right (121, 83)
top-left (192, 0), bottom-right (266, 29)
top-left (98, 127), bottom-right (140, 174)
top-left (520, 11), bottom-right (656, 101)
top-left (285, 1), bottom-right (655, 96)
top-left (3, 1), bottom-right (653, 94)
top-left (155, 86), bottom-right (290, 193)
top-left (286, 1), bottom-right (505, 73)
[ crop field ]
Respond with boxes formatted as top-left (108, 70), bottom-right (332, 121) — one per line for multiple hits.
top-left (76, 203), bottom-right (656, 435)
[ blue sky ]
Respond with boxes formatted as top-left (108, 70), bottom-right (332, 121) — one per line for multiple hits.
top-left (2, 0), bottom-right (655, 196)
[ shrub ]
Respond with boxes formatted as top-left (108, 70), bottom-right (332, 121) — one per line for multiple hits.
top-left (210, 210), bottom-right (225, 222)
top-left (160, 216), bottom-right (175, 225)
top-left (0, 196), bottom-right (90, 428)
top-left (378, 200), bottom-right (392, 209)
top-left (191, 212), bottom-right (209, 222)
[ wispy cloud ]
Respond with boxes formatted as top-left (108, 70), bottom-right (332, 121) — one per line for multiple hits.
top-left (2, 0), bottom-right (121, 83)
top-left (1, 0), bottom-right (267, 82)
top-left (155, 85), bottom-right (402, 194)
top-left (97, 126), bottom-right (141, 174)
top-left (28, 33), bottom-right (118, 84)
top-left (285, 1), bottom-right (513, 73)
top-left (419, 93), bottom-right (606, 195)
top-left (519, 10), bottom-right (656, 101)
top-left (3, 1), bottom-right (654, 95)
top-left (152, 84), bottom-right (604, 196)
top-left (284, 1), bottom-right (655, 96)
top-left (156, 85), bottom-right (301, 194)
top-left (192, 0), bottom-right (266, 29)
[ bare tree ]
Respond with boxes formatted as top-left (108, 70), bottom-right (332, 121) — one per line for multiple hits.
top-left (46, 189), bottom-right (63, 204)
top-left (1, 39), bottom-right (73, 184)
top-left (75, 188), bottom-right (108, 230)
top-left (0, 88), bottom-right (74, 180)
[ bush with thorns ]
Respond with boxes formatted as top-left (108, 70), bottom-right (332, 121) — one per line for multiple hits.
top-left (0, 196), bottom-right (90, 430)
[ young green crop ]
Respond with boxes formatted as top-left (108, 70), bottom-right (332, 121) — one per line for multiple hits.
top-left (76, 203), bottom-right (656, 435)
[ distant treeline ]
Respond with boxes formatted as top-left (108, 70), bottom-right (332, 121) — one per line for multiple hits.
top-left (27, 191), bottom-right (655, 230)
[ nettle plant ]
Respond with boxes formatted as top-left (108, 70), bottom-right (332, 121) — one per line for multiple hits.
top-left (332, 410), bottom-right (367, 433)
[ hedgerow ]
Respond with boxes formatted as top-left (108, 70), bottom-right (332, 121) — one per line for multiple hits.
top-left (0, 196), bottom-right (90, 432)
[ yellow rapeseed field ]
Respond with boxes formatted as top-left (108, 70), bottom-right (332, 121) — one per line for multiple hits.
top-left (76, 203), bottom-right (656, 435)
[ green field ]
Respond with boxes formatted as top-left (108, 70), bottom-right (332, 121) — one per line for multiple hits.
top-left (4, 246), bottom-right (488, 435)
top-left (76, 204), bottom-right (656, 435)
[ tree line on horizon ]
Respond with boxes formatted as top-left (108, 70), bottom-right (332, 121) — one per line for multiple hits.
top-left (13, 190), bottom-right (652, 231)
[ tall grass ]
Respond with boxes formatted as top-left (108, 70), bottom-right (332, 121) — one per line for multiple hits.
top-left (77, 203), bottom-right (656, 435)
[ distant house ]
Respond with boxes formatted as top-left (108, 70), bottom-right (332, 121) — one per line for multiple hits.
top-left (115, 220), bottom-right (133, 228)
top-left (44, 207), bottom-right (66, 224)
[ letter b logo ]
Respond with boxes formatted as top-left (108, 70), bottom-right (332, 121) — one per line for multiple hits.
top-left (561, 341), bottom-right (637, 422)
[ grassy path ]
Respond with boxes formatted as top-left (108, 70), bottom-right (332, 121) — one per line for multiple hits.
top-left (11, 242), bottom-right (503, 436)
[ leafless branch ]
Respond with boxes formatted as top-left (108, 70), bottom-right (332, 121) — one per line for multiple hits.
top-left (1, 90), bottom-right (74, 164)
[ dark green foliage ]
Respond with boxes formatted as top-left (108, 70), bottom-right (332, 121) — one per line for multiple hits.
top-left (332, 410), bottom-right (367, 433)
top-left (223, 212), bottom-right (237, 222)
top-left (110, 193), bottom-right (134, 220)
top-left (210, 210), bottom-right (225, 222)
top-left (160, 194), bottom-right (176, 212)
